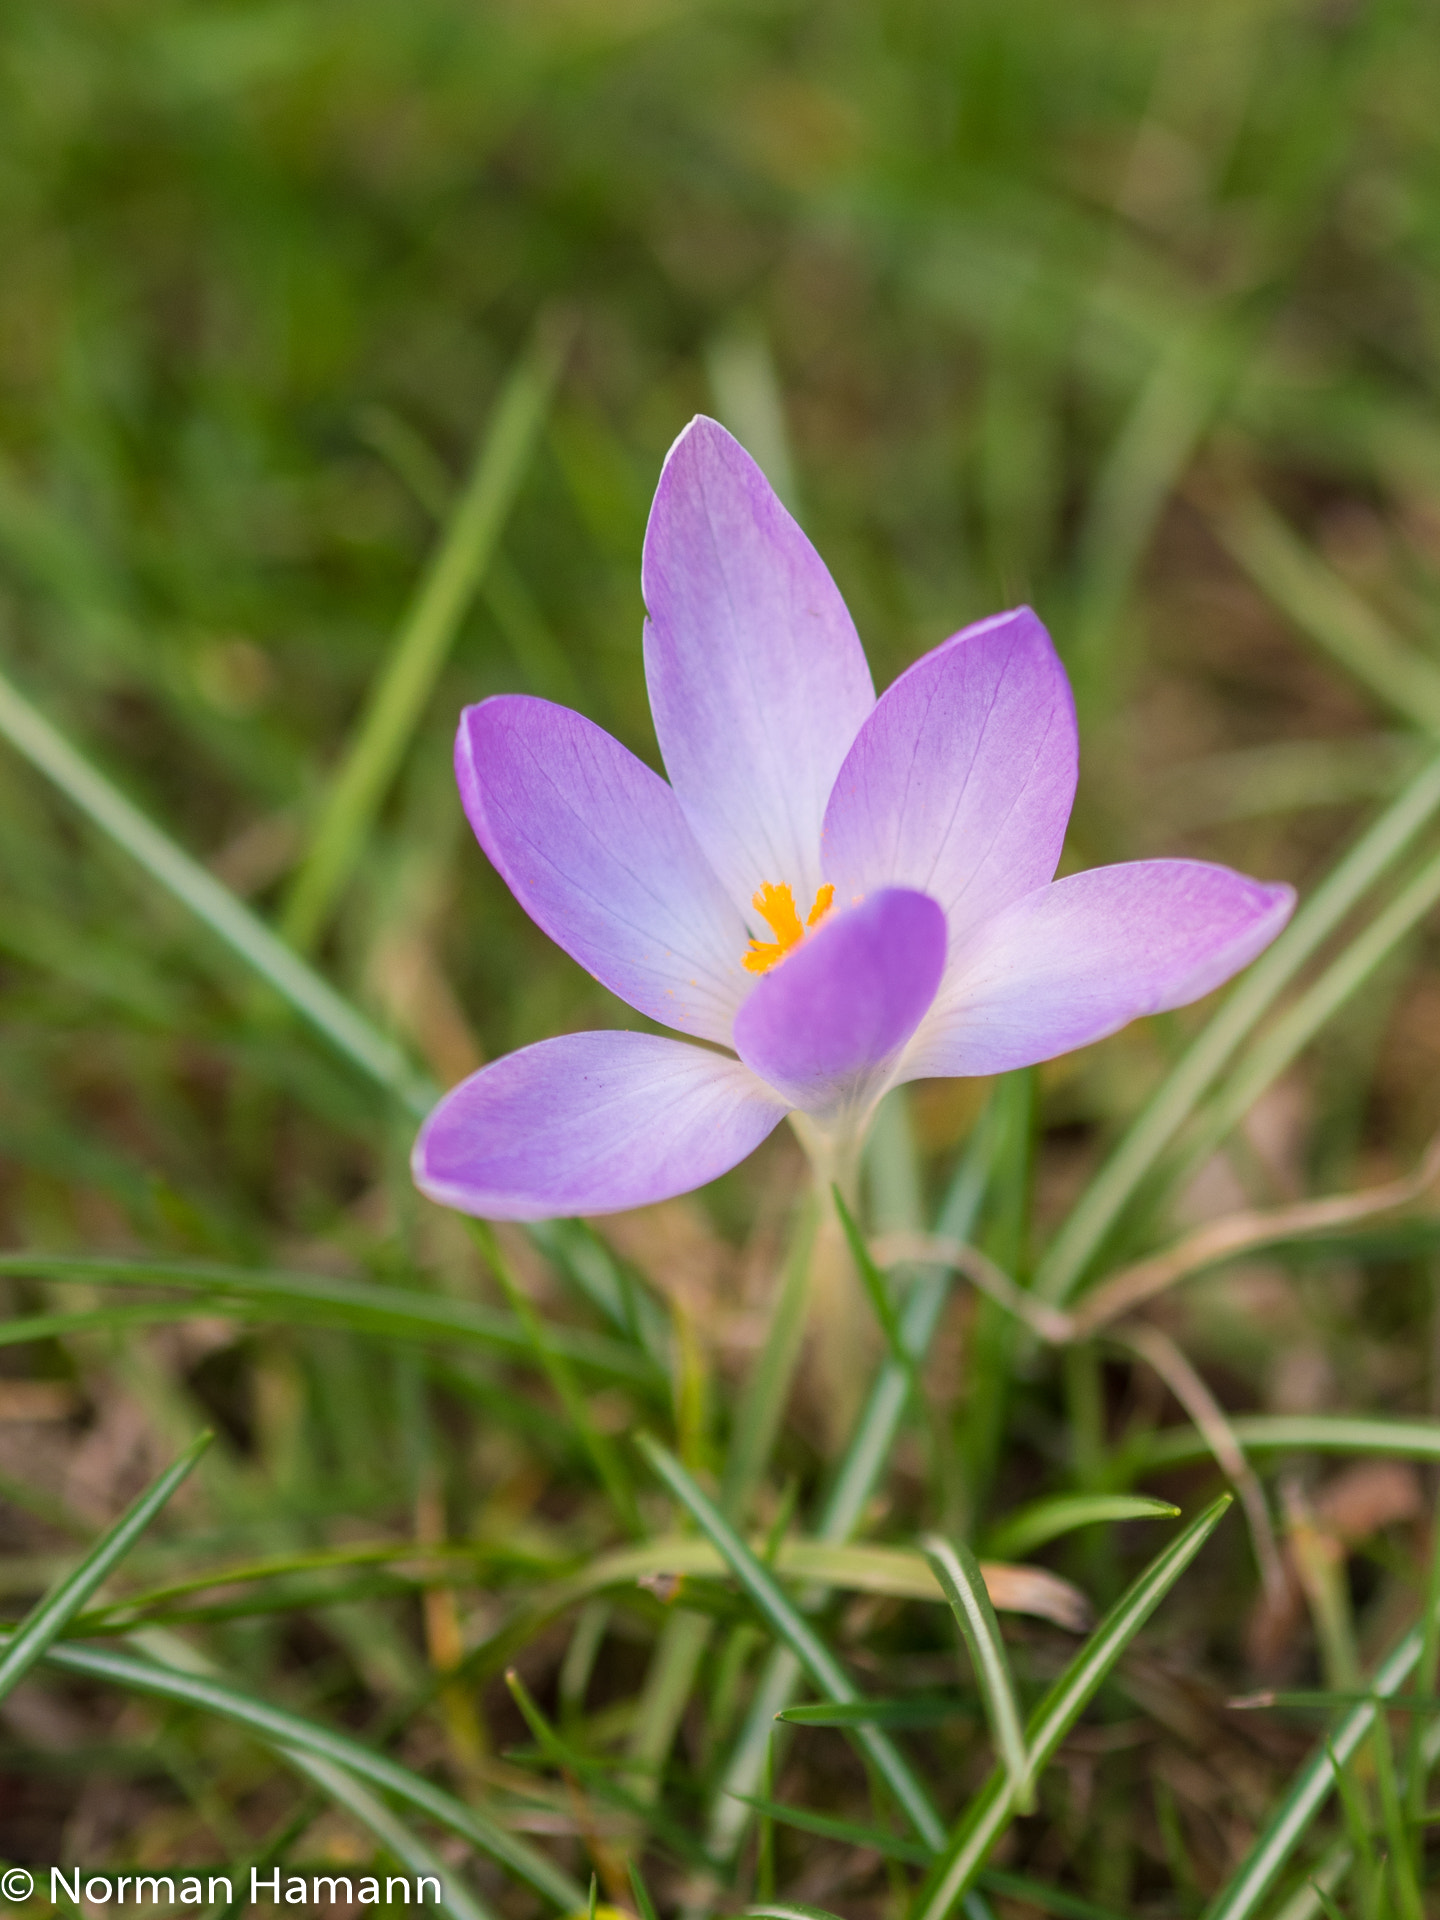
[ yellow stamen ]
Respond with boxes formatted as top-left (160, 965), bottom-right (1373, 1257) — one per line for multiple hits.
top-left (743, 881), bottom-right (836, 974)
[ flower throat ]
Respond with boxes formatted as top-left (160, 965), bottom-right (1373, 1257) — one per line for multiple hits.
top-left (743, 881), bottom-right (835, 974)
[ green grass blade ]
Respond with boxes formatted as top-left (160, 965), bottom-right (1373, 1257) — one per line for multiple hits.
top-left (0, 1431), bottom-right (210, 1705)
top-left (706, 318), bottom-right (799, 514)
top-left (0, 1251), bottom-right (657, 1387)
top-left (728, 1792), bottom-right (932, 1865)
top-left (502, 1669), bottom-right (712, 1869)
top-left (834, 1185), bottom-right (909, 1369)
top-left (1132, 1414), bottom-right (1440, 1470)
top-left (1215, 490), bottom-right (1440, 733)
top-left (473, 1221), bottom-right (641, 1534)
top-left (719, 1194), bottom-right (819, 1524)
top-left (732, 1798), bottom-right (1134, 1918)
top-left (821, 1103), bottom-right (998, 1543)
top-left (1305, 1880), bottom-right (1349, 1920)
top-left (0, 664), bottom-right (434, 1116)
top-left (1202, 1626), bottom-right (1422, 1920)
top-left (628, 1861), bottom-right (661, 1920)
top-left (702, 1107), bottom-right (1000, 1868)
top-left (285, 1752), bottom-right (498, 1920)
top-left (528, 1218), bottom-right (671, 1366)
top-left (1324, 1742), bottom-right (1379, 1918)
top-left (635, 1433), bottom-right (946, 1850)
top-left (1034, 753), bottom-right (1440, 1303)
top-left (979, 1871), bottom-right (1127, 1920)
top-left (911, 1496), bottom-right (1232, 1920)
top-left (1176, 840), bottom-right (1440, 1178)
top-left (1232, 1692), bottom-right (1440, 1714)
top-left (983, 1494), bottom-right (1179, 1561)
top-left (748, 1904), bottom-right (847, 1920)
top-left (921, 1533), bottom-right (1032, 1812)
top-left (1404, 1484), bottom-right (1440, 1835)
top-left (281, 320), bottom-right (566, 953)
top-left (622, 1193), bottom-right (818, 1798)
top-left (31, 1638), bottom-right (584, 1911)
top-left (777, 1696), bottom-right (969, 1729)
top-left (0, 1304), bottom-right (234, 1348)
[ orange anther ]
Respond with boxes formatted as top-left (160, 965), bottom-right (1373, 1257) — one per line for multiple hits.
top-left (742, 881), bottom-right (836, 974)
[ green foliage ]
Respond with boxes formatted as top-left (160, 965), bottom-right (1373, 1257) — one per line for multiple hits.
top-left (3, 0), bottom-right (1440, 1912)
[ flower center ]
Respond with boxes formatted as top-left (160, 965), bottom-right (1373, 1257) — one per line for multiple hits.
top-left (742, 880), bottom-right (835, 974)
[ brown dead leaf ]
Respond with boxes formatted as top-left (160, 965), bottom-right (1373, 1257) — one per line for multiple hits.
top-left (1313, 1459), bottom-right (1422, 1543)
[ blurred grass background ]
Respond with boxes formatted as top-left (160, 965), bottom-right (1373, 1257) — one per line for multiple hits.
top-left (5, 0), bottom-right (1440, 1911)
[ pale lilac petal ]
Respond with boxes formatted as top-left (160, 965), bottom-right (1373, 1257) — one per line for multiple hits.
top-left (643, 417), bottom-right (875, 918)
top-left (822, 607), bottom-right (1077, 949)
top-left (902, 861), bottom-right (1296, 1080)
top-left (457, 697), bottom-right (749, 1044)
top-left (734, 888), bottom-right (947, 1118)
top-left (413, 1032), bottom-right (789, 1222)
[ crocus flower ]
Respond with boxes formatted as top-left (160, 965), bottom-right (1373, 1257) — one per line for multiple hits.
top-left (413, 418), bottom-right (1293, 1222)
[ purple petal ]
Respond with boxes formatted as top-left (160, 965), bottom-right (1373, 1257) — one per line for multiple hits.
top-left (902, 861), bottom-right (1296, 1080)
top-left (412, 1031), bottom-right (789, 1221)
top-left (457, 697), bottom-right (749, 1043)
top-left (643, 417), bottom-right (875, 918)
top-left (733, 888), bottom-right (947, 1118)
top-left (822, 607), bottom-right (1077, 949)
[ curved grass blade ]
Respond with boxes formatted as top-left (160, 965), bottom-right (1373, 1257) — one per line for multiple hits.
top-left (31, 1638), bottom-right (584, 1912)
top-left (1034, 752), bottom-right (1440, 1303)
top-left (281, 319), bottom-right (567, 954)
top-left (1133, 1414), bottom-right (1440, 1471)
top-left (748, 1905), bottom-right (847, 1920)
top-left (635, 1433), bottom-right (946, 1850)
top-left (0, 1251), bottom-right (657, 1388)
top-left (0, 663), bottom-right (435, 1116)
top-left (911, 1496), bottom-right (1232, 1920)
top-left (287, 1752), bottom-right (498, 1920)
top-left (1202, 1624), bottom-right (1422, 1920)
top-left (921, 1533), bottom-right (1032, 1812)
top-left (984, 1494), bottom-right (1179, 1561)
top-left (0, 1430), bottom-right (211, 1705)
